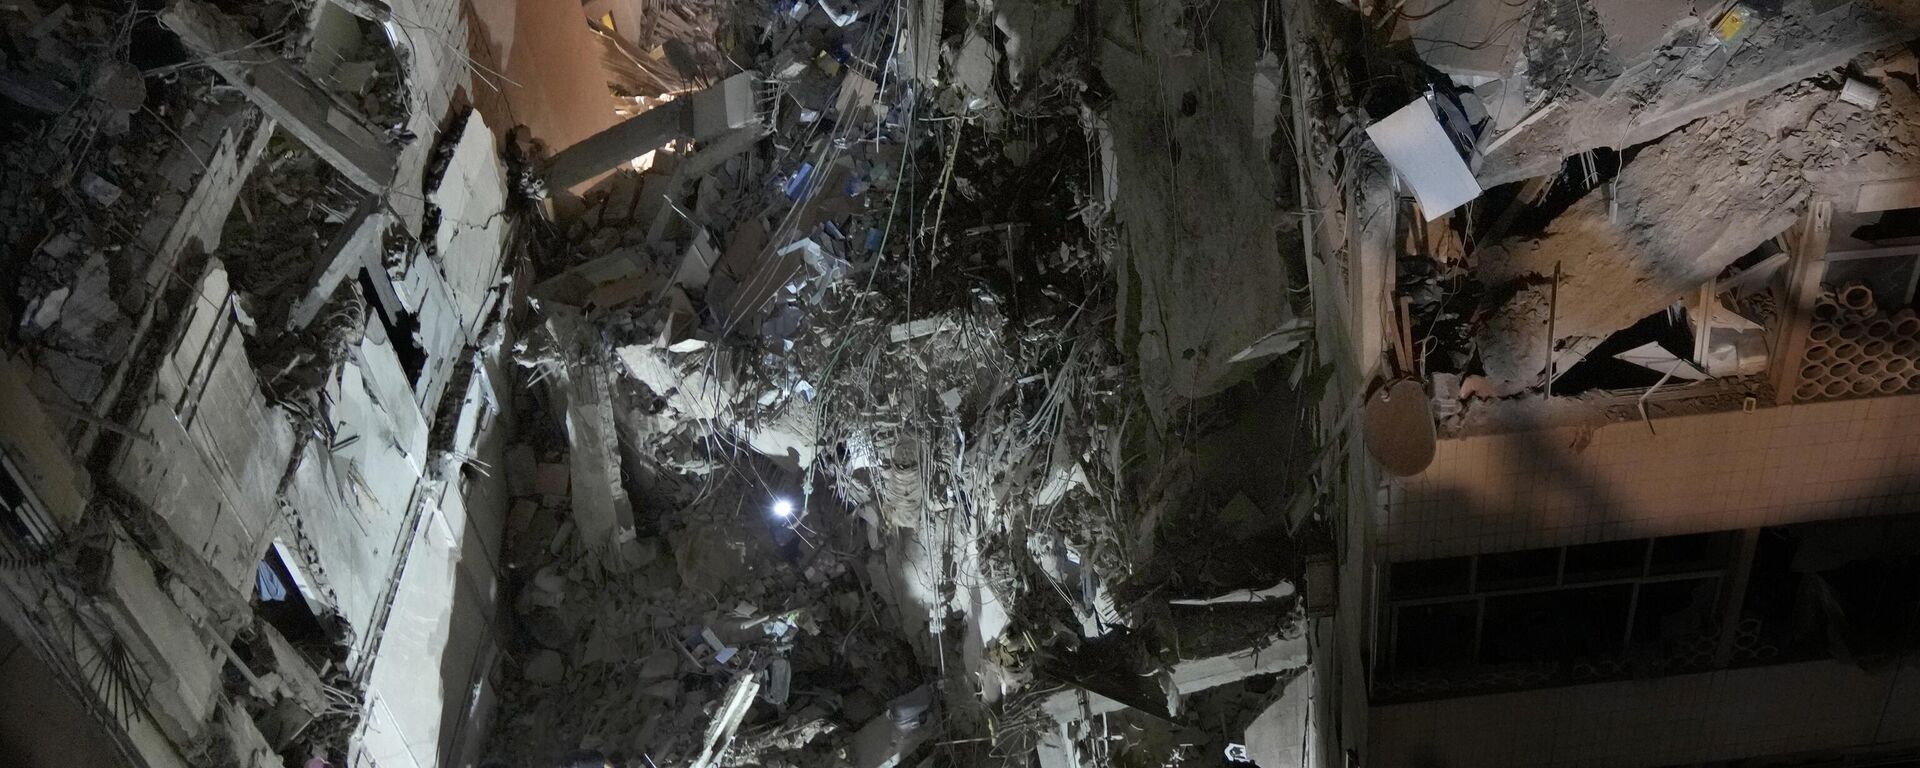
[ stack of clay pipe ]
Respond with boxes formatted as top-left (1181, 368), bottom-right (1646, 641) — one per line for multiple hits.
top-left (1795, 282), bottom-right (1920, 402)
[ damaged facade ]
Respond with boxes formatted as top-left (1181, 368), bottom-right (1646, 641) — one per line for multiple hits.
top-left (2, 0), bottom-right (1919, 767)
top-left (1308, 0), bottom-right (1920, 766)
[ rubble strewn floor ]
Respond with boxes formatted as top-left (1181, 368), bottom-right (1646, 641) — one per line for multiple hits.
top-left (7, 0), bottom-right (1920, 766)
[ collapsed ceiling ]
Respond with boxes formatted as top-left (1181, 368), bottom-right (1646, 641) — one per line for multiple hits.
top-left (2, 0), bottom-right (1919, 766)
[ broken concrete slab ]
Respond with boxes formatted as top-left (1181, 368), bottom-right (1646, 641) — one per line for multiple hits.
top-left (1402, 0), bottom-right (1532, 78)
top-left (1592, 0), bottom-right (1697, 64)
top-left (103, 541), bottom-right (222, 740)
top-left (547, 100), bottom-right (693, 192)
top-left (1474, 120), bottom-right (1802, 384)
top-left (849, 686), bottom-right (937, 768)
top-left (1475, 74), bottom-right (1920, 388)
top-left (690, 72), bottom-right (759, 141)
top-left (1243, 668), bottom-right (1314, 768)
top-left (1039, 633), bottom-right (1308, 722)
top-left (1476, 2), bottom-right (1920, 186)
top-left (1100, 0), bottom-right (1292, 418)
top-left (547, 72), bottom-right (761, 193)
top-left (287, 196), bottom-right (385, 329)
top-left (161, 0), bottom-right (397, 192)
top-left (428, 112), bottom-right (511, 331)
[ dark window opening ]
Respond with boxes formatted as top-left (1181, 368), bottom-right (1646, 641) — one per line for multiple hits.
top-left (1377, 534), bottom-right (1739, 702)
top-left (0, 455), bottom-right (56, 567)
top-left (1565, 538), bottom-right (1648, 582)
top-left (1651, 532), bottom-right (1735, 575)
top-left (1740, 517), bottom-right (1920, 666)
top-left (1630, 578), bottom-right (1719, 648)
top-left (254, 547), bottom-right (325, 643)
top-left (1822, 253), bottom-right (1919, 314)
top-left (1851, 206), bottom-right (1920, 248)
top-left (1480, 585), bottom-right (1631, 666)
top-left (359, 271), bottom-right (428, 385)
top-left (130, 0), bottom-right (190, 71)
top-left (1388, 556), bottom-right (1471, 599)
top-left (1477, 548), bottom-right (1559, 590)
top-left (1550, 308), bottom-right (1697, 396)
top-left (1391, 601), bottom-right (1477, 672)
top-left (1505, 147), bottom-right (1628, 238)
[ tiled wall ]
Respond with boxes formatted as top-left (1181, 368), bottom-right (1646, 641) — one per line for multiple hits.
top-left (1382, 395), bottom-right (1920, 560)
top-left (1368, 656), bottom-right (1920, 768)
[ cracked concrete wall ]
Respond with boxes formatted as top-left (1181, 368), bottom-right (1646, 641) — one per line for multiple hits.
top-left (115, 260), bottom-right (298, 591)
top-left (1100, 0), bottom-right (1293, 420)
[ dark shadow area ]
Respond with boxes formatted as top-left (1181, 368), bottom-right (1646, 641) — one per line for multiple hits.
top-left (1551, 306), bottom-right (1696, 395)
top-left (254, 546), bottom-right (327, 644)
top-left (0, 619), bottom-right (129, 767)
top-left (360, 271), bottom-right (429, 384)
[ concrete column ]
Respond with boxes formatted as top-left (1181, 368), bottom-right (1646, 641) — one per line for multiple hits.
top-left (543, 72), bottom-right (759, 192)
top-left (160, 0), bottom-right (398, 192)
top-left (544, 99), bottom-right (692, 192)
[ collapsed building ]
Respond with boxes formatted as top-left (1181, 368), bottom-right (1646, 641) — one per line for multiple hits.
top-left (0, 0), bottom-right (1918, 767)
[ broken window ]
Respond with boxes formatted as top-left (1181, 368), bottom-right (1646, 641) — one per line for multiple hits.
top-left (360, 271), bottom-right (429, 385)
top-left (1736, 517), bottom-right (1920, 667)
top-left (0, 454), bottom-right (57, 568)
top-left (1376, 532), bottom-right (1736, 702)
top-left (254, 544), bottom-right (327, 644)
top-left (1549, 306), bottom-right (1700, 395)
top-left (1822, 250), bottom-right (1920, 314)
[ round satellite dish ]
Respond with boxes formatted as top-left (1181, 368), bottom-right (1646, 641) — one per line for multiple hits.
top-left (1363, 378), bottom-right (1436, 477)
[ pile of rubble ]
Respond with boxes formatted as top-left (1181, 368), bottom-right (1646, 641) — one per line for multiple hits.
top-left (2, 1), bottom-right (229, 407)
top-left (477, 0), bottom-right (1320, 762)
top-left (1346, 0), bottom-right (1920, 434)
